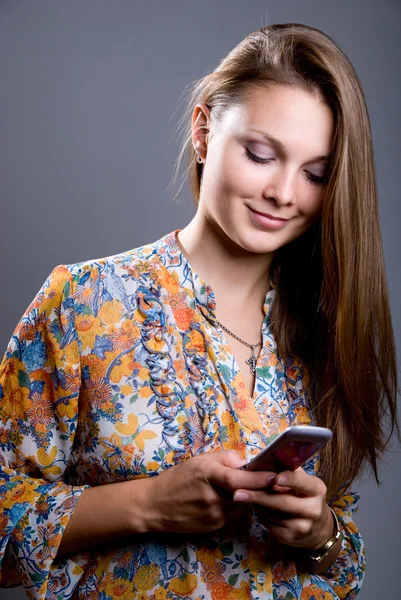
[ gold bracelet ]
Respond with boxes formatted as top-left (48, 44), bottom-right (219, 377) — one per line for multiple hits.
top-left (306, 507), bottom-right (342, 567)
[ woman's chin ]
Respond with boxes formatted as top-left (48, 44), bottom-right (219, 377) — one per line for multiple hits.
top-left (230, 228), bottom-right (287, 256)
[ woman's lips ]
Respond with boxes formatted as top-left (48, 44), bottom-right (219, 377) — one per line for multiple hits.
top-left (247, 206), bottom-right (290, 230)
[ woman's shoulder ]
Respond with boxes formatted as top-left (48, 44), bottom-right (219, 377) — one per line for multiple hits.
top-left (64, 233), bottom-right (173, 279)
top-left (16, 233), bottom-right (177, 323)
top-left (42, 230), bottom-right (176, 289)
top-left (39, 230), bottom-right (179, 312)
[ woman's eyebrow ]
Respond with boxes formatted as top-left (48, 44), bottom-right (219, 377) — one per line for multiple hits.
top-left (248, 128), bottom-right (332, 162)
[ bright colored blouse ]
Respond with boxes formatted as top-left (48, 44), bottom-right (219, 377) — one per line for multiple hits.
top-left (0, 229), bottom-right (365, 600)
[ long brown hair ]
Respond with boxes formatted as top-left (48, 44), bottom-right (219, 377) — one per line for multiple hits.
top-left (171, 23), bottom-right (399, 499)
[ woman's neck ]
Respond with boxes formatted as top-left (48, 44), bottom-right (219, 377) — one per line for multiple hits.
top-left (177, 215), bottom-right (273, 315)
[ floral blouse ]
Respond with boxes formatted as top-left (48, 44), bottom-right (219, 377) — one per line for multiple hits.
top-left (0, 230), bottom-right (365, 600)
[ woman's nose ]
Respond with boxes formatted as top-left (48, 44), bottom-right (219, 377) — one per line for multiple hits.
top-left (262, 167), bottom-right (296, 206)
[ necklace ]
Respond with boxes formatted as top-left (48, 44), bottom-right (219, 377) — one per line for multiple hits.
top-left (214, 318), bottom-right (262, 375)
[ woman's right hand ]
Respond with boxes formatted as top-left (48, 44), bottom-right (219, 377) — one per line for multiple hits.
top-left (138, 450), bottom-right (275, 534)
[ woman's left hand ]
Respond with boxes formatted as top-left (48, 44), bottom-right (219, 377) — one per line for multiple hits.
top-left (233, 467), bottom-right (334, 550)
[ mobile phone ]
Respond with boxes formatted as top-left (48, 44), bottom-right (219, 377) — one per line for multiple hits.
top-left (242, 425), bottom-right (332, 472)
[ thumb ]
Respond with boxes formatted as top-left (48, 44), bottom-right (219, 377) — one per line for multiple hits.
top-left (217, 449), bottom-right (248, 469)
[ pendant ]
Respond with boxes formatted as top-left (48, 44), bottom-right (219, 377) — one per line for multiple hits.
top-left (246, 346), bottom-right (258, 375)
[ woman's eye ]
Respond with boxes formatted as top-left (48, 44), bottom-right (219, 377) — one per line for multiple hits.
top-left (245, 147), bottom-right (329, 186)
top-left (244, 148), bottom-right (274, 165)
top-left (305, 172), bottom-right (328, 186)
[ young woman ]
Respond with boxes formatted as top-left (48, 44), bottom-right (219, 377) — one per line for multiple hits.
top-left (0, 23), bottom-right (398, 600)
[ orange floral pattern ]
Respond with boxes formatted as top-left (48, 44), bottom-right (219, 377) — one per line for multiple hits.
top-left (0, 230), bottom-right (365, 599)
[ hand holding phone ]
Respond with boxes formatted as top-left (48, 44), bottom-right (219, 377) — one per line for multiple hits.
top-left (242, 425), bottom-right (332, 473)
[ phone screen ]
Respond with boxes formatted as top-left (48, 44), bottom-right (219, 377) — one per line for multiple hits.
top-left (272, 441), bottom-right (321, 470)
top-left (246, 440), bottom-right (321, 471)
top-left (242, 426), bottom-right (332, 472)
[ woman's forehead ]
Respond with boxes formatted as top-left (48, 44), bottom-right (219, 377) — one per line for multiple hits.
top-left (216, 84), bottom-right (334, 159)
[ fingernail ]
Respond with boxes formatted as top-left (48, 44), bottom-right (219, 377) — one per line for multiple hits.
top-left (276, 475), bottom-right (287, 486)
top-left (267, 475), bottom-right (276, 485)
top-left (233, 491), bottom-right (249, 502)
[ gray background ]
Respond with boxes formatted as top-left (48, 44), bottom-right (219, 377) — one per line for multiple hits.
top-left (0, 1), bottom-right (399, 598)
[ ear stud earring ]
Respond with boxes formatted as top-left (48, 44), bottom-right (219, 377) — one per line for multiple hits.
top-left (195, 141), bottom-right (203, 164)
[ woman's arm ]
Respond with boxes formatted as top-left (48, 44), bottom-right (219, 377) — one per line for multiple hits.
top-left (56, 478), bottom-right (149, 556)
top-left (58, 449), bottom-right (276, 556)
top-left (0, 266), bottom-right (88, 595)
top-left (233, 470), bottom-right (365, 599)
top-left (317, 488), bottom-right (366, 598)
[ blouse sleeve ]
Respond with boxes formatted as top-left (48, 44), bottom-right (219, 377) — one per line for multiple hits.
top-left (293, 486), bottom-right (365, 599)
top-left (316, 487), bottom-right (366, 598)
top-left (0, 265), bottom-right (89, 598)
top-left (273, 486), bottom-right (365, 599)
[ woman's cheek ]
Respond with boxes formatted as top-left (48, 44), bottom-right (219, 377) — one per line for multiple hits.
top-left (227, 161), bottom-right (261, 198)
top-left (300, 199), bottom-right (324, 223)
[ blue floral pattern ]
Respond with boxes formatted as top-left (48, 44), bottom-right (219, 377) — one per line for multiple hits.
top-left (0, 230), bottom-right (365, 599)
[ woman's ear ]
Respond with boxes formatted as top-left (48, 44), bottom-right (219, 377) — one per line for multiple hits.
top-left (191, 103), bottom-right (211, 161)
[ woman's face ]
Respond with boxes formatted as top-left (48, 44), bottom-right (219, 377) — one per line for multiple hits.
top-left (195, 83), bottom-right (334, 255)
